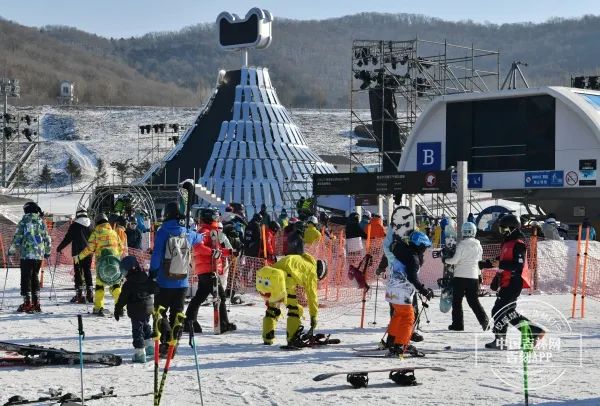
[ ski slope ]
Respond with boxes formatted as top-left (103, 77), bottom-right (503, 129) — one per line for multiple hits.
top-left (0, 269), bottom-right (599, 405)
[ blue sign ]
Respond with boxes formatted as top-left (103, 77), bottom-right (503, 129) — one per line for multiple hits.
top-left (524, 171), bottom-right (564, 188)
top-left (417, 142), bottom-right (441, 171)
top-left (468, 173), bottom-right (483, 189)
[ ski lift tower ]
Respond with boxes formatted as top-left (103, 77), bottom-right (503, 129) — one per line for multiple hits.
top-left (1, 78), bottom-right (21, 188)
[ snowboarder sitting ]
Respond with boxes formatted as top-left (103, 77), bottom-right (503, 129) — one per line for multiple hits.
top-left (256, 254), bottom-right (328, 347)
top-left (9, 202), bottom-right (52, 313)
top-left (384, 231), bottom-right (434, 357)
top-left (114, 256), bottom-right (156, 363)
top-left (56, 208), bottom-right (93, 304)
top-left (74, 213), bottom-right (123, 316)
top-left (443, 222), bottom-right (489, 331)
top-left (486, 215), bottom-right (545, 349)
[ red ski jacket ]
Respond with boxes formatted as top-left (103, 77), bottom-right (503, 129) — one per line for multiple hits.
top-left (192, 222), bottom-right (231, 275)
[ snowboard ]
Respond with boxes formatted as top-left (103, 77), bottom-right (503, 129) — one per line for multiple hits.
top-left (313, 366), bottom-right (446, 382)
top-left (354, 350), bottom-right (470, 361)
top-left (0, 342), bottom-right (122, 366)
top-left (438, 223), bottom-right (457, 313)
top-left (280, 333), bottom-right (341, 350)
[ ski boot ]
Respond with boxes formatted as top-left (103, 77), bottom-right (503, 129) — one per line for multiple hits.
top-left (411, 331), bottom-right (424, 342)
top-left (70, 289), bottom-right (85, 304)
top-left (183, 320), bottom-right (202, 334)
top-left (378, 334), bottom-right (395, 350)
top-left (231, 295), bottom-right (244, 305)
top-left (17, 295), bottom-right (32, 313)
top-left (387, 344), bottom-right (425, 358)
top-left (485, 334), bottom-right (507, 350)
top-left (92, 307), bottom-right (108, 316)
top-left (448, 324), bottom-right (464, 331)
top-left (220, 322), bottom-right (237, 333)
top-left (519, 322), bottom-right (546, 348)
top-left (85, 287), bottom-right (94, 303)
top-left (132, 348), bottom-right (146, 363)
top-left (145, 339), bottom-right (154, 357)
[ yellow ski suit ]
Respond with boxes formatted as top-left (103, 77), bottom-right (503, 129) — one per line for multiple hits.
top-left (256, 254), bottom-right (319, 345)
top-left (303, 224), bottom-right (322, 245)
top-left (77, 222), bottom-right (123, 312)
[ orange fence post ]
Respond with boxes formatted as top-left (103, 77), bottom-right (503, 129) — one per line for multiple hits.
top-left (580, 227), bottom-right (591, 318)
top-left (571, 225), bottom-right (583, 318)
top-left (261, 224), bottom-right (267, 259)
top-left (360, 224), bottom-right (372, 328)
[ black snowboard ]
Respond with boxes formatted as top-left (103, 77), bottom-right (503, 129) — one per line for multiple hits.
top-left (0, 342), bottom-right (122, 366)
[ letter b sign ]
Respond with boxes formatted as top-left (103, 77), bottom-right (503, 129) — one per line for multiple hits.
top-left (417, 142), bottom-right (441, 171)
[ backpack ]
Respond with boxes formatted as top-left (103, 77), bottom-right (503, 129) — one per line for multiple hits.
top-left (162, 233), bottom-right (191, 280)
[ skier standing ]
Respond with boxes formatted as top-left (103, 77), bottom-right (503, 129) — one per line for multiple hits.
top-left (284, 220), bottom-right (305, 255)
top-left (242, 213), bottom-right (263, 257)
top-left (485, 214), bottom-right (545, 349)
top-left (9, 202), bottom-right (52, 313)
top-left (384, 231), bottom-right (434, 356)
top-left (110, 214), bottom-right (128, 256)
top-left (114, 256), bottom-right (156, 363)
top-left (256, 254), bottom-right (327, 346)
top-left (261, 221), bottom-right (280, 262)
top-left (303, 216), bottom-right (322, 245)
top-left (150, 202), bottom-right (203, 355)
top-left (444, 222), bottom-right (489, 331)
top-left (184, 208), bottom-right (236, 334)
top-left (56, 208), bottom-right (93, 303)
top-left (74, 213), bottom-right (123, 315)
top-left (278, 208), bottom-right (289, 229)
top-left (125, 216), bottom-right (143, 250)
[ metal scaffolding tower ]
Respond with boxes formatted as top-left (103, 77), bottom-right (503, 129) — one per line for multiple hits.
top-left (349, 38), bottom-right (500, 172)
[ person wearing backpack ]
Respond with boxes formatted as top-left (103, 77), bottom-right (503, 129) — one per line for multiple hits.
top-left (150, 201), bottom-right (204, 356)
top-left (8, 202), bottom-right (52, 313)
top-left (184, 208), bottom-right (236, 333)
top-left (74, 213), bottom-right (123, 315)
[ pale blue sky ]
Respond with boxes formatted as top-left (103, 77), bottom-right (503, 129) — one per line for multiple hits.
top-left (1, 0), bottom-right (598, 38)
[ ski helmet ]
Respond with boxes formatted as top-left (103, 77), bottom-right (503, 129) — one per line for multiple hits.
top-left (316, 260), bottom-right (328, 281)
top-left (23, 201), bottom-right (41, 214)
top-left (269, 220), bottom-right (281, 233)
top-left (409, 231), bottom-right (432, 248)
top-left (252, 213), bottom-right (263, 223)
top-left (498, 214), bottom-right (520, 238)
top-left (75, 208), bottom-right (88, 218)
top-left (307, 216), bottom-right (318, 225)
top-left (362, 210), bottom-right (372, 219)
top-left (461, 222), bottom-right (477, 238)
top-left (164, 201), bottom-right (180, 220)
top-left (199, 208), bottom-right (218, 224)
top-left (348, 212), bottom-right (360, 222)
top-left (95, 213), bottom-right (109, 225)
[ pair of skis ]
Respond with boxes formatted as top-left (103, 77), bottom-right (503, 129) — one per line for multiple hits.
top-left (0, 342), bottom-right (121, 367)
top-left (154, 312), bottom-right (186, 406)
top-left (3, 387), bottom-right (117, 405)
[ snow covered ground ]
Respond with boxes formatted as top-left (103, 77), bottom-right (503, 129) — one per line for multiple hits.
top-left (1, 268), bottom-right (599, 405)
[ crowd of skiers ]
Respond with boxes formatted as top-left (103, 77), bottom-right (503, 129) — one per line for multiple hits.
top-left (8, 199), bottom-right (549, 361)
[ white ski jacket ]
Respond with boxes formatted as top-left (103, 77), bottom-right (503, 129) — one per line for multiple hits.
top-left (443, 237), bottom-right (482, 279)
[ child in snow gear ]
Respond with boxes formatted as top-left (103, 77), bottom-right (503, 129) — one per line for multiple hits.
top-left (150, 201), bottom-right (203, 355)
top-left (256, 254), bottom-right (327, 346)
top-left (75, 213), bottom-right (123, 315)
top-left (444, 222), bottom-right (489, 331)
top-left (485, 214), bottom-right (545, 349)
top-left (56, 208), bottom-right (93, 303)
top-left (385, 231), bottom-right (434, 357)
top-left (114, 256), bottom-right (157, 363)
top-left (9, 202), bottom-right (51, 313)
top-left (185, 208), bottom-right (236, 334)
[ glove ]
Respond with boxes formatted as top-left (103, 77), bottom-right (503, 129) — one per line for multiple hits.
top-left (490, 273), bottom-right (500, 291)
top-left (73, 256), bottom-right (80, 265)
top-left (420, 288), bottom-right (434, 300)
top-left (211, 249), bottom-right (221, 259)
top-left (114, 308), bottom-right (123, 321)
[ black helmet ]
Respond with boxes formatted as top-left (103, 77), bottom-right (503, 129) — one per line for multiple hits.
top-left (269, 220), bottom-right (281, 232)
top-left (119, 255), bottom-right (141, 276)
top-left (199, 208), bottom-right (218, 224)
top-left (108, 213), bottom-right (119, 224)
top-left (164, 201), bottom-right (180, 220)
top-left (316, 260), bottom-right (328, 280)
top-left (95, 213), bottom-right (109, 225)
top-left (23, 201), bottom-right (41, 215)
top-left (348, 212), bottom-right (359, 222)
top-left (230, 202), bottom-right (245, 216)
top-left (252, 213), bottom-right (263, 223)
top-left (498, 214), bottom-right (520, 238)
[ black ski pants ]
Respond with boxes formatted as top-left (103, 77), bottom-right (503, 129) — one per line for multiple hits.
top-left (491, 283), bottom-right (539, 335)
top-left (20, 259), bottom-right (42, 297)
top-left (131, 316), bottom-right (152, 349)
top-left (185, 273), bottom-right (229, 328)
top-left (451, 277), bottom-right (488, 329)
top-left (154, 287), bottom-right (186, 344)
top-left (73, 257), bottom-right (93, 290)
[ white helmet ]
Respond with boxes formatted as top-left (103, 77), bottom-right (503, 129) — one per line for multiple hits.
top-left (461, 222), bottom-right (477, 238)
top-left (308, 216), bottom-right (318, 225)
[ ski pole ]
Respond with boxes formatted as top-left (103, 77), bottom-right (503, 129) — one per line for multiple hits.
top-left (189, 322), bottom-right (204, 406)
top-left (152, 305), bottom-right (165, 404)
top-left (0, 242), bottom-right (10, 311)
top-left (156, 312), bottom-right (185, 406)
top-left (419, 295), bottom-right (431, 324)
top-left (48, 259), bottom-right (57, 302)
top-left (77, 314), bottom-right (85, 406)
top-left (370, 274), bottom-right (379, 325)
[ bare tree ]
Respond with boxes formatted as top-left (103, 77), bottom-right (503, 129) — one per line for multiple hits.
top-left (110, 159), bottom-right (131, 184)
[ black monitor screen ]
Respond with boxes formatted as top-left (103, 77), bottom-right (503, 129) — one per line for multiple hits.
top-left (446, 95), bottom-right (555, 171)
